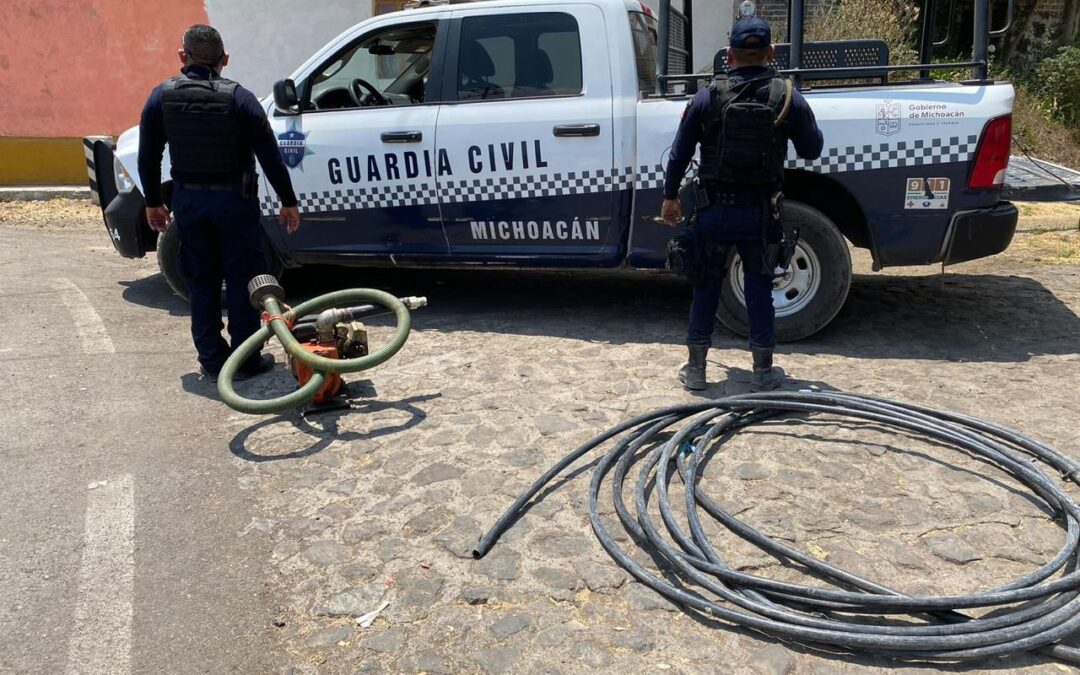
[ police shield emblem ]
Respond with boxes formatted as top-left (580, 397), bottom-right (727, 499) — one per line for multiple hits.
top-left (277, 130), bottom-right (308, 169)
top-left (875, 101), bottom-right (901, 136)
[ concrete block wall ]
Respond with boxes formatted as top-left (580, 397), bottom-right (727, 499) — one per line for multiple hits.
top-left (0, 0), bottom-right (376, 185)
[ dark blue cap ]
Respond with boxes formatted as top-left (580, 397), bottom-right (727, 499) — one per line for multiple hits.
top-left (730, 17), bottom-right (771, 49)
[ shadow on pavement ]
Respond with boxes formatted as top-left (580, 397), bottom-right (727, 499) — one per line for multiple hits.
top-left (685, 367), bottom-right (839, 398)
top-left (179, 371), bottom-right (218, 399)
top-left (287, 265), bottom-right (1080, 363)
top-left (119, 274), bottom-right (190, 317)
top-left (123, 263), bottom-right (1080, 363)
top-left (228, 392), bottom-right (440, 463)
top-left (178, 365), bottom-right (358, 403)
top-left (801, 272), bottom-right (1080, 362)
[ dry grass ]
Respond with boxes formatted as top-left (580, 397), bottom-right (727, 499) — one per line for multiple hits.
top-left (0, 198), bottom-right (103, 231)
top-left (1015, 201), bottom-right (1080, 231)
top-left (1004, 201), bottom-right (1080, 266)
top-left (1005, 229), bottom-right (1080, 265)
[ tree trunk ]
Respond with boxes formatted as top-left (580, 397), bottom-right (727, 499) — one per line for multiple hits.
top-left (998, 0), bottom-right (1040, 70)
top-left (1063, 0), bottom-right (1079, 44)
top-left (995, 0), bottom-right (1080, 77)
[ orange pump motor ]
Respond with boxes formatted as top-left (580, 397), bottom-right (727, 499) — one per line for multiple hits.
top-left (288, 343), bottom-right (343, 403)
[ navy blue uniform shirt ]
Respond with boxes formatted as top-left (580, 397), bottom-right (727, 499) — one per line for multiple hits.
top-left (138, 65), bottom-right (298, 209)
top-left (663, 66), bottom-right (824, 199)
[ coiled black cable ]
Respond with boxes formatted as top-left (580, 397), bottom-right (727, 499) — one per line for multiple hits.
top-left (474, 390), bottom-right (1080, 664)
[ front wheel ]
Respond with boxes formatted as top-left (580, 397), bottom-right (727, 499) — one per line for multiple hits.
top-left (715, 201), bottom-right (852, 343)
top-left (156, 223), bottom-right (286, 304)
top-left (157, 222), bottom-right (186, 300)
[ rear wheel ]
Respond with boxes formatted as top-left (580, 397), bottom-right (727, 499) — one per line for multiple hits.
top-left (156, 223), bottom-right (285, 303)
top-left (715, 201), bottom-right (852, 342)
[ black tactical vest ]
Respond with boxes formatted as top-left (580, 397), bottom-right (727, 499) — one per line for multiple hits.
top-left (161, 74), bottom-right (246, 177)
top-left (699, 73), bottom-right (792, 188)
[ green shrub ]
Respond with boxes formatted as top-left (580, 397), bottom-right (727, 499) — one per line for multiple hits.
top-left (1034, 46), bottom-right (1080, 127)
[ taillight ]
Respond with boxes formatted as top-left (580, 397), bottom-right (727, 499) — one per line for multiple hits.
top-left (967, 114), bottom-right (1012, 190)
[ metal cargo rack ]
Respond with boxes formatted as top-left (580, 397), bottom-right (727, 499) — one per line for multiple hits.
top-left (655, 0), bottom-right (1014, 95)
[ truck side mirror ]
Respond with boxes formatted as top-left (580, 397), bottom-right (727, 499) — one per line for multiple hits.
top-left (273, 79), bottom-right (300, 116)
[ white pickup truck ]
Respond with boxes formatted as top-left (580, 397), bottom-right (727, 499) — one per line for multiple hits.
top-left (86, 0), bottom-right (1027, 340)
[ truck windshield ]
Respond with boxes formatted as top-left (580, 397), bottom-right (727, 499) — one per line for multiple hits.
top-left (629, 12), bottom-right (658, 95)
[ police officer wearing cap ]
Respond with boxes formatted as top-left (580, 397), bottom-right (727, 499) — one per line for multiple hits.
top-left (138, 25), bottom-right (301, 383)
top-left (662, 15), bottom-right (823, 391)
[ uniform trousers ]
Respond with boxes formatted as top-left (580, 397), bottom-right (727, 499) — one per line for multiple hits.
top-left (685, 202), bottom-right (777, 350)
top-left (171, 184), bottom-right (267, 373)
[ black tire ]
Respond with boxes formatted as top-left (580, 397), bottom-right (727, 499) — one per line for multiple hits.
top-left (157, 222), bottom-right (187, 301)
top-left (715, 201), bottom-right (852, 343)
top-left (156, 223), bottom-right (286, 303)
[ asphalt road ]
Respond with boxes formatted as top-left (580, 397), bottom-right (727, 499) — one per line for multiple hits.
top-left (0, 227), bottom-right (283, 674)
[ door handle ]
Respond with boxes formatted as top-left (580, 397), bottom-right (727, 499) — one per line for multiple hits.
top-left (553, 124), bottom-right (600, 138)
top-left (381, 131), bottom-right (423, 143)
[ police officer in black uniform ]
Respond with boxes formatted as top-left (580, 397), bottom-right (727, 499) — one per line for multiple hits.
top-left (138, 25), bottom-right (301, 382)
top-left (662, 16), bottom-right (823, 391)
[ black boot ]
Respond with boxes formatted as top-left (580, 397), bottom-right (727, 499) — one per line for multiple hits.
top-left (678, 345), bottom-right (709, 391)
top-left (750, 348), bottom-right (785, 391)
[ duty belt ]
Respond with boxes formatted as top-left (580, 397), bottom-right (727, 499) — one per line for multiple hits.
top-left (177, 182), bottom-right (239, 191)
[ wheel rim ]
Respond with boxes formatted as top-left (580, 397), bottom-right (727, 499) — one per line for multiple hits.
top-left (729, 240), bottom-right (822, 318)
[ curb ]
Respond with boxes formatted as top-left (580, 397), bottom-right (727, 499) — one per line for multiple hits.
top-left (0, 186), bottom-right (91, 202)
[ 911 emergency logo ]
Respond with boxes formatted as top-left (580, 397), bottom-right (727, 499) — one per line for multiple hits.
top-left (277, 129), bottom-right (311, 169)
top-left (875, 100), bottom-right (901, 136)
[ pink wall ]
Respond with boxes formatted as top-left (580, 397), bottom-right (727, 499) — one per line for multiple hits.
top-left (0, 0), bottom-right (210, 137)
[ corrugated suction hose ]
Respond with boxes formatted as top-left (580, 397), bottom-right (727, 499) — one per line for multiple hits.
top-left (217, 275), bottom-right (414, 415)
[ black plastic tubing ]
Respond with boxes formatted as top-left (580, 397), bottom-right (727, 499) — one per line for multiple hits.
top-left (474, 391), bottom-right (1080, 664)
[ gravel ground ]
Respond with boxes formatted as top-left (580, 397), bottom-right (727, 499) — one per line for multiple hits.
top-left (0, 198), bottom-right (103, 231)
top-left (4, 198), bottom-right (1080, 674)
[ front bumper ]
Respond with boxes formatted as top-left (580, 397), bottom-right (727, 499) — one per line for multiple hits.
top-left (104, 189), bottom-right (154, 258)
top-left (83, 136), bottom-right (156, 259)
top-left (942, 201), bottom-right (1018, 266)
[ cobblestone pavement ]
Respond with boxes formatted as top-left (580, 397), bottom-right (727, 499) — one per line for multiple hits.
top-left (220, 254), bottom-right (1080, 674)
top-left (4, 206), bottom-right (1080, 673)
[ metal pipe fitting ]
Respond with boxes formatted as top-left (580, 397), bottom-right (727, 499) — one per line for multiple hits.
top-left (313, 297), bottom-right (428, 343)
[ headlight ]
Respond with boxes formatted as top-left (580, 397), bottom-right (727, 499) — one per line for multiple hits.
top-left (113, 156), bottom-right (135, 194)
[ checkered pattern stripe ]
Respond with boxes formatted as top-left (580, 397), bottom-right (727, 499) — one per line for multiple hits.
top-left (636, 135), bottom-right (981, 190)
top-left (261, 168), bottom-right (636, 215)
top-left (440, 167), bottom-right (634, 204)
top-left (261, 182), bottom-right (440, 215)
top-left (635, 164), bottom-right (668, 191)
top-left (787, 135), bottom-right (980, 173)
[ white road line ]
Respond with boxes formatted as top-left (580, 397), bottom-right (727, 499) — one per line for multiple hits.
top-left (65, 475), bottom-right (135, 675)
top-left (52, 278), bottom-right (116, 354)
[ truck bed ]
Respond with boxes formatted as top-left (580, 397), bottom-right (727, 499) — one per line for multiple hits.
top-left (1004, 156), bottom-right (1080, 203)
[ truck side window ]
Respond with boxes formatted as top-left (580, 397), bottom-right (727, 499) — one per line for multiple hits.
top-left (308, 21), bottom-right (436, 111)
top-left (457, 12), bottom-right (582, 101)
top-left (629, 12), bottom-right (659, 95)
